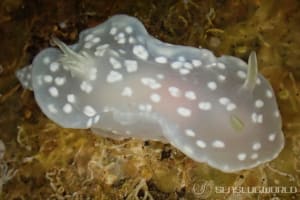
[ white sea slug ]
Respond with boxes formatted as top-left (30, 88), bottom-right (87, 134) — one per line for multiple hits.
top-left (16, 15), bottom-right (284, 172)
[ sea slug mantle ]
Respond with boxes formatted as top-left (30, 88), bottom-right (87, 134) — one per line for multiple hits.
top-left (16, 15), bottom-right (284, 172)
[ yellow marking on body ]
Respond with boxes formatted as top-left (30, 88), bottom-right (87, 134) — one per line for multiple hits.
top-left (230, 114), bottom-right (245, 132)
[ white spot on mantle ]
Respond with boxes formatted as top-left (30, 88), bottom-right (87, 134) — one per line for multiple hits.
top-left (110, 27), bottom-right (117, 35)
top-left (185, 129), bottom-right (195, 137)
top-left (192, 60), bottom-right (202, 67)
top-left (63, 103), bottom-right (72, 114)
top-left (48, 86), bottom-right (59, 97)
top-left (237, 153), bottom-right (247, 161)
top-left (84, 105), bottom-right (97, 117)
top-left (141, 78), bottom-right (161, 89)
top-left (54, 76), bottom-right (66, 86)
top-left (252, 142), bottom-right (261, 151)
top-left (48, 104), bottom-right (58, 113)
top-left (124, 60), bottom-right (138, 72)
top-left (80, 81), bottom-right (93, 93)
top-left (43, 57), bottom-right (50, 64)
top-left (198, 102), bottom-right (211, 111)
top-left (125, 26), bottom-right (133, 34)
top-left (168, 87), bottom-right (181, 97)
top-left (212, 140), bottom-right (225, 148)
top-left (226, 103), bottom-right (236, 111)
top-left (150, 93), bottom-right (161, 103)
top-left (219, 97), bottom-right (230, 105)
top-left (155, 56), bottom-right (167, 64)
top-left (185, 91), bottom-right (196, 100)
top-left (251, 112), bottom-right (263, 123)
top-left (237, 70), bottom-right (246, 79)
top-left (43, 75), bottom-right (53, 83)
top-left (50, 62), bottom-right (59, 72)
top-left (207, 81), bottom-right (217, 90)
top-left (255, 99), bottom-right (264, 108)
top-left (218, 74), bottom-right (226, 81)
top-left (107, 71), bottom-right (123, 83)
top-left (133, 45), bottom-right (149, 60)
top-left (177, 107), bottom-right (191, 117)
top-left (196, 140), bottom-right (206, 148)
top-left (67, 94), bottom-right (76, 103)
top-left (121, 87), bottom-right (133, 97)
top-left (266, 89), bottom-right (273, 98)
top-left (109, 57), bottom-right (122, 69)
top-left (268, 133), bottom-right (276, 141)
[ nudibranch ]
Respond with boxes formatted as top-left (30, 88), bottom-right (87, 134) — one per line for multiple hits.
top-left (16, 15), bottom-right (284, 172)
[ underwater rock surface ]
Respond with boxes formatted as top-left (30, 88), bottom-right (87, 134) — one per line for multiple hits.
top-left (0, 0), bottom-right (299, 199)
